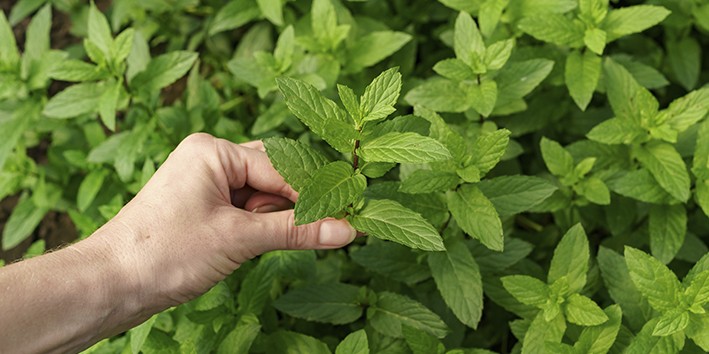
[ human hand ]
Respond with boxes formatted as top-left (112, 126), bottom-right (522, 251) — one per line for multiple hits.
top-left (98, 133), bottom-right (357, 312)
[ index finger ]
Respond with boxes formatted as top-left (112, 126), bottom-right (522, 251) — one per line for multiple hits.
top-left (215, 138), bottom-right (299, 202)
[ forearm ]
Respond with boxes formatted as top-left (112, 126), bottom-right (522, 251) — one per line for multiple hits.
top-left (0, 224), bottom-right (149, 353)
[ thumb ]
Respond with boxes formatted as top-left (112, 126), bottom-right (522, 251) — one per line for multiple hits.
top-left (243, 209), bottom-right (357, 254)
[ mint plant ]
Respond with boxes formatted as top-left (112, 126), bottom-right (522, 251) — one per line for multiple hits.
top-left (518, 0), bottom-right (670, 110)
top-left (266, 68), bottom-right (448, 251)
top-left (2, 0), bottom-right (709, 352)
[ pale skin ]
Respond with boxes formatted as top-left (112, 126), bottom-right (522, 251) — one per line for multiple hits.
top-left (0, 133), bottom-right (357, 353)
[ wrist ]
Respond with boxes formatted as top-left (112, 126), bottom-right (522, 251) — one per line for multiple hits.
top-left (69, 220), bottom-right (155, 334)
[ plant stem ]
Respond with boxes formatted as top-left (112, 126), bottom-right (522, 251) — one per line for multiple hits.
top-left (352, 139), bottom-right (360, 171)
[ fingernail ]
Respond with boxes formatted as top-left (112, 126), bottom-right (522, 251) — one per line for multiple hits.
top-left (251, 204), bottom-right (279, 213)
top-left (318, 220), bottom-right (357, 247)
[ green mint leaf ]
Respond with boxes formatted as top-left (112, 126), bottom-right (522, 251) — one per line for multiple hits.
top-left (665, 87), bottom-right (709, 134)
top-left (518, 14), bottom-right (585, 47)
top-left (360, 162), bottom-right (395, 178)
top-left (0, 104), bottom-right (33, 171)
top-left (43, 82), bottom-right (105, 119)
top-left (49, 60), bottom-right (108, 82)
top-left (414, 106), bottom-right (467, 163)
top-left (586, 117), bottom-right (644, 145)
top-left (624, 318), bottom-right (685, 354)
top-left (237, 258), bottom-right (278, 315)
top-left (23, 4), bottom-right (51, 63)
top-left (456, 165), bottom-right (481, 183)
top-left (447, 185), bottom-right (503, 251)
top-left (364, 181), bottom-right (450, 228)
top-left (478, 0), bottom-right (507, 37)
top-left (522, 312), bottom-right (566, 354)
top-left (428, 239), bottom-right (484, 329)
top-left (471, 129), bottom-right (510, 175)
top-left (402, 325), bottom-right (444, 354)
top-left (624, 246), bottom-right (682, 312)
top-left (274, 26), bottom-right (295, 70)
top-left (264, 137), bottom-right (330, 192)
top-left (360, 67), bottom-right (402, 123)
top-left (369, 292), bottom-right (449, 339)
top-left (649, 204), bottom-right (686, 264)
top-left (606, 169), bottom-right (673, 204)
top-left (603, 58), bottom-right (658, 120)
top-left (351, 242), bottom-right (431, 285)
top-left (228, 56), bottom-right (277, 97)
top-left (495, 59), bottom-right (554, 108)
top-left (574, 305), bottom-right (622, 354)
top-left (83, 38), bottom-right (106, 66)
top-left (611, 54), bottom-right (669, 89)
top-left (294, 161), bottom-right (366, 225)
top-left (208, 0), bottom-right (259, 35)
top-left (98, 80), bottom-right (121, 131)
top-left (684, 270), bottom-right (709, 307)
top-left (583, 28), bottom-right (606, 55)
top-left (501, 275), bottom-right (549, 307)
top-left (574, 177), bottom-right (611, 205)
top-left (217, 315), bottom-right (261, 354)
top-left (359, 132), bottom-right (451, 163)
top-left (77, 170), bottom-right (106, 212)
top-left (346, 31), bottom-right (411, 72)
top-left (256, 0), bottom-right (283, 25)
top-left (666, 37), bottom-right (700, 91)
top-left (548, 224), bottom-right (589, 293)
top-left (88, 2), bottom-right (113, 55)
top-left (405, 78), bottom-right (471, 113)
top-left (335, 330), bottom-right (369, 354)
top-left (312, 0), bottom-right (344, 48)
top-left (129, 314), bottom-right (157, 354)
top-left (686, 314), bottom-right (709, 351)
top-left (433, 59), bottom-right (476, 81)
top-left (579, 0), bottom-right (609, 24)
top-left (0, 11), bottom-right (19, 69)
top-left (273, 283), bottom-right (363, 324)
top-left (565, 50), bottom-right (601, 111)
top-left (468, 79), bottom-right (497, 117)
top-left (454, 11), bottom-right (485, 68)
top-left (265, 331), bottom-right (331, 354)
top-left (634, 142), bottom-right (690, 202)
top-left (9, 0), bottom-right (45, 26)
top-left (541, 137), bottom-right (574, 177)
top-left (369, 114), bottom-right (430, 139)
top-left (130, 51), bottom-right (198, 93)
top-left (483, 39), bottom-right (514, 71)
top-left (695, 180), bottom-right (709, 218)
top-left (564, 293), bottom-right (609, 326)
top-left (2, 196), bottom-right (47, 251)
top-left (478, 175), bottom-right (558, 216)
top-left (250, 101), bottom-right (289, 135)
top-left (652, 309), bottom-right (689, 336)
top-left (110, 28), bottom-right (134, 66)
top-left (602, 5), bottom-right (671, 42)
top-left (126, 30), bottom-right (149, 81)
top-left (399, 170), bottom-right (459, 194)
top-left (337, 84), bottom-right (361, 123)
top-left (276, 77), bottom-right (356, 153)
top-left (353, 199), bottom-right (444, 251)
top-left (693, 120), bottom-right (709, 180)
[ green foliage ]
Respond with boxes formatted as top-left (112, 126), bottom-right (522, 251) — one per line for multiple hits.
top-left (2, 0), bottom-right (709, 353)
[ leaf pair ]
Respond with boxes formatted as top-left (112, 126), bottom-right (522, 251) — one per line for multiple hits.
top-left (502, 225), bottom-right (615, 352)
top-left (519, 2), bottom-right (670, 110)
top-left (624, 248), bottom-right (709, 347)
top-left (541, 137), bottom-right (610, 206)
